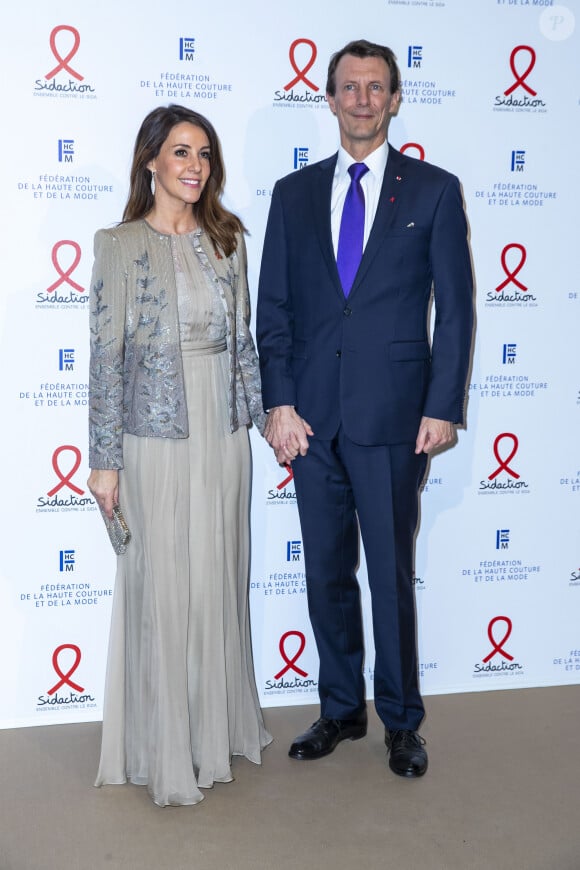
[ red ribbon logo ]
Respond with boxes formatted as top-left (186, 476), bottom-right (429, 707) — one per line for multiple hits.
top-left (482, 616), bottom-right (514, 663)
top-left (47, 644), bottom-right (85, 694)
top-left (488, 433), bottom-right (520, 481)
top-left (400, 142), bottom-right (425, 161)
top-left (46, 25), bottom-right (84, 81)
top-left (274, 630), bottom-right (308, 679)
top-left (504, 45), bottom-right (537, 97)
top-left (284, 38), bottom-right (319, 91)
top-left (495, 243), bottom-right (527, 293)
top-left (47, 445), bottom-right (84, 497)
top-left (46, 240), bottom-right (84, 294)
top-left (277, 463), bottom-right (294, 490)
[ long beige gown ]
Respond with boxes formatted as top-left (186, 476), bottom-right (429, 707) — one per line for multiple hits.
top-left (95, 229), bottom-right (271, 806)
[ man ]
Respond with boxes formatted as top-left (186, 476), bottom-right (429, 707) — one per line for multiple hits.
top-left (257, 40), bottom-right (473, 778)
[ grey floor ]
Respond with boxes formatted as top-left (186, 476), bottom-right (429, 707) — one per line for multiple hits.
top-left (1, 686), bottom-right (579, 870)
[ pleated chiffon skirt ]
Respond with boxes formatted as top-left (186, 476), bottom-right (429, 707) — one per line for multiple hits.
top-left (95, 340), bottom-right (271, 806)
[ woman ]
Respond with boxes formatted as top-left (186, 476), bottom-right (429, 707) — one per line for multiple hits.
top-left (88, 105), bottom-right (271, 807)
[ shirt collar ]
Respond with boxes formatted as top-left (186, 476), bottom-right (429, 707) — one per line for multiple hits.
top-left (336, 140), bottom-right (389, 181)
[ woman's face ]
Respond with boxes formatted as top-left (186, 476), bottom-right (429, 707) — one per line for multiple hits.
top-left (148, 122), bottom-right (211, 209)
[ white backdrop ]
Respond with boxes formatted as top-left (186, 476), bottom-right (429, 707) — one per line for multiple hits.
top-left (1, 0), bottom-right (579, 728)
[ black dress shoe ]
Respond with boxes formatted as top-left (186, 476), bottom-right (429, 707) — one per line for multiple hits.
top-left (289, 712), bottom-right (367, 760)
top-left (385, 729), bottom-right (428, 778)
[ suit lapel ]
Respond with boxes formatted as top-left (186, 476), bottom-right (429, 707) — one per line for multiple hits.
top-left (309, 154), bottom-right (345, 298)
top-left (349, 146), bottom-right (405, 296)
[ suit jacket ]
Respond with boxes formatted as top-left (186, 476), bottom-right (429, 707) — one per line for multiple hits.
top-left (257, 145), bottom-right (474, 445)
top-left (88, 220), bottom-right (265, 470)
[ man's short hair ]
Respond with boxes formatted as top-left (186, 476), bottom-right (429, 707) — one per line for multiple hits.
top-left (326, 39), bottom-right (401, 97)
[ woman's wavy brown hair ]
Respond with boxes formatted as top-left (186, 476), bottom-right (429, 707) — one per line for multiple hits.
top-left (122, 104), bottom-right (244, 257)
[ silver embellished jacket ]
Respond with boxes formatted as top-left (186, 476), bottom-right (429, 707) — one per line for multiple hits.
top-left (88, 219), bottom-right (265, 469)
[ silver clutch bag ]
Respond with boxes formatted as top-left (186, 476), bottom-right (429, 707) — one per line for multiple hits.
top-left (99, 503), bottom-right (131, 555)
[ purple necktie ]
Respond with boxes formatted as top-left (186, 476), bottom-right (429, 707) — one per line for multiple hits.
top-left (336, 162), bottom-right (369, 296)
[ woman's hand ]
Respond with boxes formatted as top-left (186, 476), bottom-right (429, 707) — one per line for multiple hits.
top-left (87, 469), bottom-right (119, 519)
top-left (264, 405), bottom-right (313, 465)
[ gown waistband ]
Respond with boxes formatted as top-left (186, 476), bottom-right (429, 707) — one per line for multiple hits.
top-left (181, 338), bottom-right (227, 357)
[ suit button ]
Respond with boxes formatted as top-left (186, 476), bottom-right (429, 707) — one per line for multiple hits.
top-left (336, 350), bottom-right (342, 358)
top-left (343, 307), bottom-right (352, 316)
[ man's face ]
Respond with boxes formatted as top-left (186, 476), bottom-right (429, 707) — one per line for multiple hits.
top-left (327, 54), bottom-right (400, 158)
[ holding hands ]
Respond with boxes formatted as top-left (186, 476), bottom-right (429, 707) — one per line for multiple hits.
top-left (264, 405), bottom-right (313, 465)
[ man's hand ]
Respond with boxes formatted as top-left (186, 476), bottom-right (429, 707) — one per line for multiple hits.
top-left (264, 405), bottom-right (314, 464)
top-left (415, 416), bottom-right (456, 454)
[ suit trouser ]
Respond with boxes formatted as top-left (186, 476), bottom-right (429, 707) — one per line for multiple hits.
top-left (292, 428), bottom-right (428, 731)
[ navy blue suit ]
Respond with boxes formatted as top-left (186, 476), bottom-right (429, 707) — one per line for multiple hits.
top-left (257, 145), bottom-right (473, 729)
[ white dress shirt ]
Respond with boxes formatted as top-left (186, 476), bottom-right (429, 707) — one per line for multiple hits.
top-left (330, 140), bottom-right (389, 258)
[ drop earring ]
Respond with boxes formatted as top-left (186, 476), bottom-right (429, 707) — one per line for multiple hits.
top-left (150, 171), bottom-right (156, 196)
